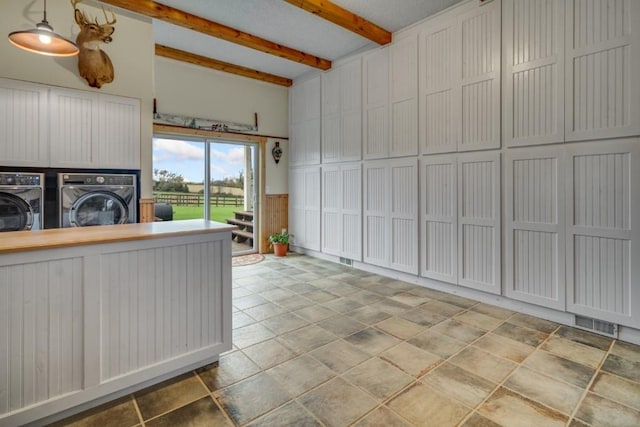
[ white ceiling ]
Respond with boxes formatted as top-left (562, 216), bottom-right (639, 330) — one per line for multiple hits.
top-left (153, 0), bottom-right (465, 81)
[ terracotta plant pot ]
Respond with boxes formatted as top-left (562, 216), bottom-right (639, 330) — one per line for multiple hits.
top-left (272, 242), bottom-right (287, 257)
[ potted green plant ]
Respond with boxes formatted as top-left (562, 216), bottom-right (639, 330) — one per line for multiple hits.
top-left (269, 230), bottom-right (291, 257)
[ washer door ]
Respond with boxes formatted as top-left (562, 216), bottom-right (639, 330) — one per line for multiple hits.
top-left (0, 192), bottom-right (33, 231)
top-left (69, 191), bottom-right (129, 227)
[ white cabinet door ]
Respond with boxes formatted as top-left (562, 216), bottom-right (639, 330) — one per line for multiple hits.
top-left (363, 47), bottom-right (389, 160)
top-left (363, 158), bottom-right (418, 273)
top-left (97, 94), bottom-right (140, 169)
top-left (420, 155), bottom-right (457, 284)
top-left (566, 139), bottom-right (640, 328)
top-left (565, 0), bottom-right (640, 142)
top-left (0, 258), bottom-right (84, 414)
top-left (0, 79), bottom-right (49, 167)
top-left (363, 160), bottom-right (389, 267)
top-left (502, 0), bottom-right (565, 147)
top-left (390, 34), bottom-right (418, 158)
top-left (505, 147), bottom-right (565, 310)
top-left (322, 58), bottom-right (362, 163)
top-left (458, 1), bottom-right (501, 151)
top-left (341, 163), bottom-right (362, 261)
top-left (50, 88), bottom-right (98, 168)
top-left (389, 158), bottom-right (418, 274)
top-left (458, 151), bottom-right (501, 294)
top-left (322, 165), bottom-right (341, 256)
top-left (290, 166), bottom-right (321, 251)
top-left (419, 17), bottom-right (459, 154)
top-left (290, 76), bottom-right (321, 166)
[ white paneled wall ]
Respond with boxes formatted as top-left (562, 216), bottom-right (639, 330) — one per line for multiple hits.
top-left (322, 163), bottom-right (362, 260)
top-left (566, 140), bottom-right (640, 327)
top-left (0, 78), bottom-right (48, 167)
top-left (288, 0), bottom-right (640, 331)
top-left (505, 148), bottom-right (565, 309)
top-left (0, 258), bottom-right (83, 414)
top-left (420, 155), bottom-right (457, 283)
top-left (99, 242), bottom-right (224, 381)
top-left (458, 152), bottom-right (501, 294)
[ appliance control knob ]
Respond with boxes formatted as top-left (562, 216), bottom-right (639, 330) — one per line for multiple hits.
top-left (96, 176), bottom-right (105, 184)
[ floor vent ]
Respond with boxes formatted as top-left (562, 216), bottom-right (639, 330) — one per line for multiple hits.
top-left (339, 257), bottom-right (353, 266)
top-left (574, 315), bottom-right (618, 338)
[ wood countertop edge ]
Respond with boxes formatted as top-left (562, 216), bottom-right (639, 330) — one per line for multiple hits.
top-left (0, 220), bottom-right (238, 254)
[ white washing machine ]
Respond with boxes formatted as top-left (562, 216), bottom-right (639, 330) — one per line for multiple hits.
top-left (0, 172), bottom-right (44, 232)
top-left (59, 173), bottom-right (137, 228)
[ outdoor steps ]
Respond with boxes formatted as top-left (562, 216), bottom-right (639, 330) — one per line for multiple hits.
top-left (227, 211), bottom-right (254, 245)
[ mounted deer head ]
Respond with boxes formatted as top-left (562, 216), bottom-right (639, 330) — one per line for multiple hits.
top-left (72, 0), bottom-right (116, 88)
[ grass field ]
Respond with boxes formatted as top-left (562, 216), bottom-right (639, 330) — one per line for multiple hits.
top-left (172, 205), bottom-right (238, 223)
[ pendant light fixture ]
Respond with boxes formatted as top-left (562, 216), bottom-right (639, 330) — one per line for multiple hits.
top-left (8, 0), bottom-right (79, 57)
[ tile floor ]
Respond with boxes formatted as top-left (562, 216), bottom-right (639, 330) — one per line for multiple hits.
top-left (55, 254), bottom-right (640, 427)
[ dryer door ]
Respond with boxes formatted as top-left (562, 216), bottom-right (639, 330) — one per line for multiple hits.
top-left (0, 192), bottom-right (34, 231)
top-left (69, 191), bottom-right (129, 227)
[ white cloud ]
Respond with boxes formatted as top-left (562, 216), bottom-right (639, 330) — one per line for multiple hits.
top-left (211, 147), bottom-right (245, 166)
top-left (154, 139), bottom-right (204, 161)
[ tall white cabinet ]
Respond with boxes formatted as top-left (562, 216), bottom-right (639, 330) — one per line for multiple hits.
top-left (289, 75), bottom-right (321, 166)
top-left (289, 166), bottom-right (321, 252)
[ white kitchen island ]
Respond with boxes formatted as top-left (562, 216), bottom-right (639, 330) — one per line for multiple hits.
top-left (0, 220), bottom-right (235, 426)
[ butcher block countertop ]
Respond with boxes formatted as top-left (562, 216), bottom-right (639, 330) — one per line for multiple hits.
top-left (0, 220), bottom-right (237, 254)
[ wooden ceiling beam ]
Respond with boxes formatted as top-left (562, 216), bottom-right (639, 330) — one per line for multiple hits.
top-left (100, 0), bottom-right (331, 70)
top-left (284, 0), bottom-right (392, 45)
top-left (155, 45), bottom-right (292, 87)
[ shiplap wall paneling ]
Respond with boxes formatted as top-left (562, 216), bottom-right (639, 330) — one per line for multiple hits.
top-left (290, 76), bottom-right (321, 166)
top-left (341, 163), bottom-right (362, 261)
top-left (99, 242), bottom-right (225, 381)
top-left (419, 16), bottom-right (459, 154)
top-left (0, 78), bottom-right (48, 167)
top-left (322, 165), bottom-right (341, 256)
top-left (98, 95), bottom-right (141, 169)
top-left (565, 0), bottom-right (640, 141)
top-left (390, 34), bottom-right (419, 157)
top-left (504, 148), bottom-right (565, 310)
top-left (459, 0), bottom-right (501, 151)
top-left (390, 158), bottom-right (419, 274)
top-left (363, 47), bottom-right (390, 159)
top-left (363, 160), bottom-right (389, 268)
top-left (420, 155), bottom-right (457, 283)
top-left (0, 258), bottom-right (83, 414)
top-left (49, 88), bottom-right (98, 168)
top-left (502, 0), bottom-right (565, 147)
top-left (566, 140), bottom-right (640, 328)
top-left (458, 152), bottom-right (501, 294)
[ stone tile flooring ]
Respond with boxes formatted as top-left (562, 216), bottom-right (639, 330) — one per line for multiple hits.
top-left (55, 254), bottom-right (640, 426)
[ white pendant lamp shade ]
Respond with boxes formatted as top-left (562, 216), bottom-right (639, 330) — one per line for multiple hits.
top-left (8, 0), bottom-right (79, 57)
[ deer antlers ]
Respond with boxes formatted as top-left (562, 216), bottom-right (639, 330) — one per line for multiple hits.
top-left (71, 0), bottom-right (116, 26)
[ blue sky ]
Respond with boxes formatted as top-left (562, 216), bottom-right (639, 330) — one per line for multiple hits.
top-left (152, 138), bottom-right (245, 183)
